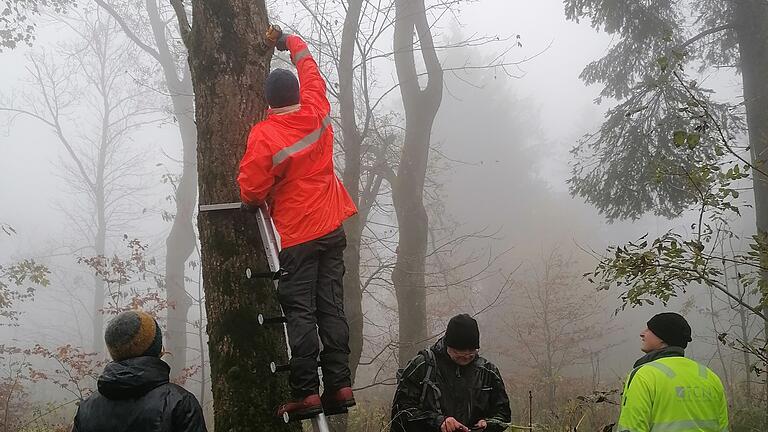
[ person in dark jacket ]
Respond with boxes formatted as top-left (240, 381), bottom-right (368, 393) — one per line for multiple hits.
top-left (72, 310), bottom-right (206, 432)
top-left (391, 314), bottom-right (511, 432)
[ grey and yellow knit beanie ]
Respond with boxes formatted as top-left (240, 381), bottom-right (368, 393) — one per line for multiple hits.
top-left (104, 310), bottom-right (163, 361)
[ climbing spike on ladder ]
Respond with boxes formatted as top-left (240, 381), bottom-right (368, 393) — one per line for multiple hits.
top-left (258, 313), bottom-right (287, 326)
top-left (270, 361), bottom-right (290, 374)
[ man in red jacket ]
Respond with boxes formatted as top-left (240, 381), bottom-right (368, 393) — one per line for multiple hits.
top-left (238, 27), bottom-right (358, 419)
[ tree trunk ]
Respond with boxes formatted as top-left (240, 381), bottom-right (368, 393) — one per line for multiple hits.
top-left (339, 0), bottom-right (364, 387)
top-left (392, 0), bottom-right (443, 365)
top-left (180, 0), bottom-right (297, 429)
top-left (733, 0), bottom-right (768, 425)
top-left (92, 215), bottom-right (106, 352)
top-left (543, 300), bottom-right (555, 410)
top-left (92, 264), bottom-right (105, 352)
top-left (336, 7), bottom-right (365, 431)
top-left (92, 63), bottom-right (111, 353)
top-left (143, 0), bottom-right (200, 380)
top-left (163, 118), bottom-right (196, 379)
top-left (91, 183), bottom-right (106, 353)
top-left (162, 68), bottom-right (198, 383)
top-left (92, 188), bottom-right (105, 353)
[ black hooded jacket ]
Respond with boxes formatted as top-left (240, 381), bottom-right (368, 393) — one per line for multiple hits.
top-left (73, 356), bottom-right (206, 432)
top-left (391, 338), bottom-right (511, 432)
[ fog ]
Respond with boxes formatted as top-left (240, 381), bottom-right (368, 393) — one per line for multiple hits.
top-left (1, 1), bottom-right (764, 431)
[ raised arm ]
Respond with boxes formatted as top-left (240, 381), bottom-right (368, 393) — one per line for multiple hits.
top-left (279, 34), bottom-right (331, 116)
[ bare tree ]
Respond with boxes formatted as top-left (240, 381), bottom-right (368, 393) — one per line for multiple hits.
top-left (504, 251), bottom-right (616, 411)
top-left (93, 0), bottom-right (198, 380)
top-left (0, 8), bottom-right (158, 352)
top-left (391, 0), bottom-right (444, 364)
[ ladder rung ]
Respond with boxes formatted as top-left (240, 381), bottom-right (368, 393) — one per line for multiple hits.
top-left (245, 267), bottom-right (284, 280)
top-left (258, 313), bottom-right (287, 325)
top-left (270, 361), bottom-right (290, 374)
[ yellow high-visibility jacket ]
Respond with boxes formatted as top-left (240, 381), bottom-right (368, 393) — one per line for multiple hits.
top-left (616, 356), bottom-right (729, 432)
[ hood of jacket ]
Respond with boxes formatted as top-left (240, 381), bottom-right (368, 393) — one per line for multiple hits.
top-left (97, 356), bottom-right (170, 400)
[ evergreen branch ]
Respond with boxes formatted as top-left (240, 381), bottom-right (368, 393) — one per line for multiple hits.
top-left (679, 24), bottom-right (734, 51)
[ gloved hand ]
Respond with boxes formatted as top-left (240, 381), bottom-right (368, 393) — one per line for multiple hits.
top-left (275, 33), bottom-right (289, 51)
top-left (265, 24), bottom-right (289, 51)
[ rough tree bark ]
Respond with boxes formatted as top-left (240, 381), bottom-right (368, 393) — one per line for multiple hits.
top-left (174, 0), bottom-right (297, 428)
top-left (392, 0), bottom-right (443, 365)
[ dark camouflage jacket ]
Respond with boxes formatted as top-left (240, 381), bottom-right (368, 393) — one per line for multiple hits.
top-left (391, 338), bottom-right (511, 432)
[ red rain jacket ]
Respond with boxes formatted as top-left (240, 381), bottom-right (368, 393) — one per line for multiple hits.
top-left (238, 35), bottom-right (357, 249)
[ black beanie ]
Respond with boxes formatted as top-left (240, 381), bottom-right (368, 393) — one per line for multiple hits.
top-left (647, 312), bottom-right (692, 349)
top-left (444, 314), bottom-right (480, 350)
top-left (264, 68), bottom-right (300, 108)
top-left (105, 310), bottom-right (163, 361)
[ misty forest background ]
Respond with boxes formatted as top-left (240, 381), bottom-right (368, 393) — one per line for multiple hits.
top-left (1, 0), bottom-right (767, 431)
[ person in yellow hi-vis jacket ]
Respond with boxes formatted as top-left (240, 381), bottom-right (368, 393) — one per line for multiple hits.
top-left (617, 312), bottom-right (729, 432)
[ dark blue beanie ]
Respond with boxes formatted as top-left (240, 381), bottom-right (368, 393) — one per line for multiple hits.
top-left (648, 312), bottom-right (692, 349)
top-left (445, 314), bottom-right (480, 350)
top-left (265, 68), bottom-right (299, 108)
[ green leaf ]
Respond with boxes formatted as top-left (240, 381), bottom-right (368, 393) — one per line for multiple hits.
top-left (686, 133), bottom-right (700, 149)
top-left (673, 130), bottom-right (686, 147)
top-left (657, 56), bottom-right (669, 71)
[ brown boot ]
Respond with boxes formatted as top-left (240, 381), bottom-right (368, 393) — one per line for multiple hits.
top-left (277, 394), bottom-right (323, 420)
top-left (321, 387), bottom-right (356, 415)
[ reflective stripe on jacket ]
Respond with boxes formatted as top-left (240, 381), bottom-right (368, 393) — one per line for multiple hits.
top-left (237, 35), bottom-right (357, 248)
top-left (617, 356), bottom-right (729, 432)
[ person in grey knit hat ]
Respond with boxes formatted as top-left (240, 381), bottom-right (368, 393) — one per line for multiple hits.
top-left (104, 308), bottom-right (164, 360)
top-left (72, 310), bottom-right (207, 432)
